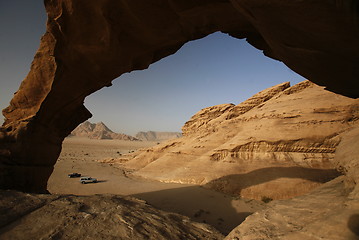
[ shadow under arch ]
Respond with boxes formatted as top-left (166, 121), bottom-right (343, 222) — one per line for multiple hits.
top-left (0, 0), bottom-right (358, 192)
top-left (205, 166), bottom-right (342, 198)
top-left (131, 185), bottom-right (257, 235)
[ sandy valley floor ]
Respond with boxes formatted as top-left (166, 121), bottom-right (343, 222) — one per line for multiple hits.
top-left (48, 137), bottom-right (265, 234)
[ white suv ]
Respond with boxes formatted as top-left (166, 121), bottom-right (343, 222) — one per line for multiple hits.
top-left (80, 177), bottom-right (97, 184)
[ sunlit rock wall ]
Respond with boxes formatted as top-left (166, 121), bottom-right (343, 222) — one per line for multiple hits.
top-left (122, 81), bottom-right (359, 200)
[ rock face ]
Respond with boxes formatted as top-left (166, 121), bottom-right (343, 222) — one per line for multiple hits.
top-left (120, 81), bottom-right (359, 200)
top-left (135, 131), bottom-right (182, 142)
top-left (0, 190), bottom-right (223, 240)
top-left (70, 121), bottom-right (138, 141)
top-left (0, 1), bottom-right (358, 238)
top-left (0, 0), bottom-right (359, 194)
top-left (182, 81), bottom-right (291, 136)
top-left (224, 176), bottom-right (359, 240)
top-left (225, 128), bottom-right (359, 240)
top-left (111, 81), bottom-right (359, 239)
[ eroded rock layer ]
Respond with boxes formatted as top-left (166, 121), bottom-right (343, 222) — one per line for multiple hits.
top-left (225, 128), bottom-right (359, 239)
top-left (117, 81), bottom-right (359, 200)
top-left (225, 176), bottom-right (359, 240)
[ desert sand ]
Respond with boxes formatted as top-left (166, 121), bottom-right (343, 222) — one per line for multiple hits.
top-left (47, 137), bottom-right (265, 235)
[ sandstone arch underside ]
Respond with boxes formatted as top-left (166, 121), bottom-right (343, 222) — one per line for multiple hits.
top-left (0, 0), bottom-right (358, 192)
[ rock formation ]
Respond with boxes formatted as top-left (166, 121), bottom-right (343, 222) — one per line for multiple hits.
top-left (102, 81), bottom-right (359, 239)
top-left (0, 1), bottom-right (359, 238)
top-left (118, 81), bottom-right (358, 201)
top-left (0, 190), bottom-right (223, 240)
top-left (0, 0), bottom-right (358, 200)
top-left (70, 121), bottom-right (138, 141)
top-left (224, 176), bottom-right (359, 240)
top-left (225, 128), bottom-right (359, 239)
top-left (135, 131), bottom-right (182, 142)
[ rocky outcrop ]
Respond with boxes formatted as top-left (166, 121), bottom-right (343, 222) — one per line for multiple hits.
top-left (119, 81), bottom-right (359, 200)
top-left (224, 127), bottom-right (359, 240)
top-left (182, 104), bottom-right (235, 136)
top-left (224, 176), bottom-right (358, 240)
top-left (1, 0), bottom-right (359, 193)
top-left (136, 131), bottom-right (182, 142)
top-left (0, 190), bottom-right (223, 240)
top-left (70, 121), bottom-right (138, 141)
top-left (334, 127), bottom-right (359, 199)
top-left (106, 81), bottom-right (359, 239)
top-left (182, 82), bottom-right (291, 136)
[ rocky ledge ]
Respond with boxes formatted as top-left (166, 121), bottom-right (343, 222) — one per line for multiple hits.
top-left (0, 190), bottom-right (223, 240)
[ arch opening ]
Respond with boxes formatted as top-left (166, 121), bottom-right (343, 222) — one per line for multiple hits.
top-left (0, 0), bottom-right (358, 196)
top-left (83, 32), bottom-right (305, 136)
top-left (47, 33), bottom-right (352, 235)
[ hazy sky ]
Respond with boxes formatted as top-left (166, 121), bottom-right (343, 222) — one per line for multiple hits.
top-left (0, 1), bottom-right (305, 136)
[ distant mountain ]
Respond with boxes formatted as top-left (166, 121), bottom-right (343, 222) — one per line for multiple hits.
top-left (70, 121), bottom-right (139, 141)
top-left (135, 131), bottom-right (182, 142)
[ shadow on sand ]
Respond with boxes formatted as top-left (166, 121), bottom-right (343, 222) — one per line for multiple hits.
top-left (132, 185), bottom-right (257, 235)
top-left (132, 166), bottom-right (341, 234)
top-left (204, 166), bottom-right (342, 195)
top-left (95, 180), bottom-right (108, 183)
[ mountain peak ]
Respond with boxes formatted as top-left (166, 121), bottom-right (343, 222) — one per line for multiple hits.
top-left (71, 121), bottom-right (138, 141)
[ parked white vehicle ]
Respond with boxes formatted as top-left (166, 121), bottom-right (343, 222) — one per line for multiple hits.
top-left (80, 177), bottom-right (97, 184)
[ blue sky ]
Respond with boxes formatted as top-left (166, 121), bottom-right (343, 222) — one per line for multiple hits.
top-left (0, 1), bottom-right (305, 136)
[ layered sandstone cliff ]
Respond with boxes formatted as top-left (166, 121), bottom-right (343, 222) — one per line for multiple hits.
top-left (225, 127), bottom-right (359, 240)
top-left (117, 81), bottom-right (359, 200)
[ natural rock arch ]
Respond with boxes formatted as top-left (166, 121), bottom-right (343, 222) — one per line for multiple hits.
top-left (0, 0), bottom-right (358, 192)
